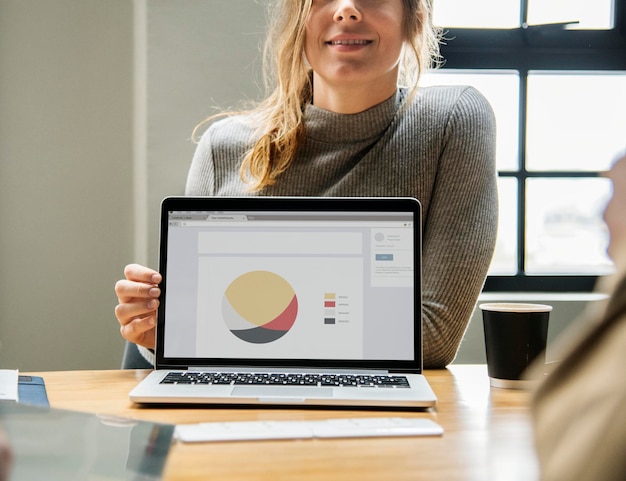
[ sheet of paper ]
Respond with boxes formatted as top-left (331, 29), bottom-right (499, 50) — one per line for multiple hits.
top-left (0, 370), bottom-right (18, 401)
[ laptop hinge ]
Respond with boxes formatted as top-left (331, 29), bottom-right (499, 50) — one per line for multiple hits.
top-left (186, 367), bottom-right (391, 375)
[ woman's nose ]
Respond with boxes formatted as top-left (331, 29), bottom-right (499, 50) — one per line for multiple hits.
top-left (333, 0), bottom-right (362, 22)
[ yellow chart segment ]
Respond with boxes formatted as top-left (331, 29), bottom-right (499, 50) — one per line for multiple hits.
top-left (224, 271), bottom-right (296, 327)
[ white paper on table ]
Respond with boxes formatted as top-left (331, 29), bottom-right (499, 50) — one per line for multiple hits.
top-left (0, 370), bottom-right (19, 401)
top-left (176, 417), bottom-right (444, 443)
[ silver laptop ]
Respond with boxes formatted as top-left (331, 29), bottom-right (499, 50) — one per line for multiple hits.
top-left (129, 196), bottom-right (437, 408)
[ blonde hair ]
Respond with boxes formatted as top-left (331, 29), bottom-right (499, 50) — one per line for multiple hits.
top-left (193, 0), bottom-right (441, 192)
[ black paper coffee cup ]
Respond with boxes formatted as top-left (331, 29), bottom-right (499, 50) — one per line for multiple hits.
top-left (480, 303), bottom-right (551, 389)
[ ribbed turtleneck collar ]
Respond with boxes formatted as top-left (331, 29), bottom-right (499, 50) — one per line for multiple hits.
top-left (304, 89), bottom-right (405, 144)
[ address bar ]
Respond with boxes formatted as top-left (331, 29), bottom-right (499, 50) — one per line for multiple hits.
top-left (178, 221), bottom-right (410, 228)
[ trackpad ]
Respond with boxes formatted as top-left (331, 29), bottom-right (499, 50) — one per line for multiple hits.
top-left (231, 386), bottom-right (333, 399)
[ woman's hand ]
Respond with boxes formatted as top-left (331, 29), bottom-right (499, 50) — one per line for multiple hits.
top-left (114, 264), bottom-right (161, 349)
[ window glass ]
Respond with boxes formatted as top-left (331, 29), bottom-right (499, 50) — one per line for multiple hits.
top-left (434, 1), bottom-right (625, 291)
top-left (432, 0), bottom-right (519, 29)
top-left (527, 0), bottom-right (615, 29)
top-left (525, 178), bottom-right (613, 275)
top-left (526, 72), bottom-right (626, 172)
top-left (433, 0), bottom-right (615, 29)
top-left (420, 70), bottom-right (520, 171)
top-left (489, 177), bottom-right (518, 275)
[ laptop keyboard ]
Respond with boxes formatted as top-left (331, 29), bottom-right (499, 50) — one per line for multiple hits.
top-left (161, 372), bottom-right (410, 388)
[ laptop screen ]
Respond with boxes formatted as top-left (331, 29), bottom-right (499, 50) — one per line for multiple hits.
top-left (156, 197), bottom-right (422, 372)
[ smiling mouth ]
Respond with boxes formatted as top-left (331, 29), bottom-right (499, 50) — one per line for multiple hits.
top-left (327, 39), bottom-right (372, 46)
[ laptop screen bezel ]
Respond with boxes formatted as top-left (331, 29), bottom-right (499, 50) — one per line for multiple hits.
top-left (154, 196), bottom-right (423, 374)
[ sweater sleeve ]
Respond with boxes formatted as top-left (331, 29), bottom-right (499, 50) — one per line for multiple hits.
top-left (137, 346), bottom-right (155, 366)
top-left (421, 86), bottom-right (498, 368)
top-left (185, 124), bottom-right (216, 196)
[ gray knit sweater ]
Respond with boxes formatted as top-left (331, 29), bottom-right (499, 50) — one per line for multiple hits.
top-left (185, 85), bottom-right (498, 368)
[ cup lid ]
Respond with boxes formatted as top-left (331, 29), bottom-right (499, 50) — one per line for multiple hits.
top-left (479, 302), bottom-right (553, 313)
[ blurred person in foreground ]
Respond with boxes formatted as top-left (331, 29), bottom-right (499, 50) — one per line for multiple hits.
top-left (0, 426), bottom-right (11, 481)
top-left (532, 151), bottom-right (626, 481)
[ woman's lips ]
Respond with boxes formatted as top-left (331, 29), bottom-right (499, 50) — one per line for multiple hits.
top-left (326, 39), bottom-right (372, 45)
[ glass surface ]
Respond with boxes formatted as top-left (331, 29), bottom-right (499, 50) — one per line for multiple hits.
top-left (526, 72), bottom-right (626, 172)
top-left (433, 0), bottom-right (615, 29)
top-left (0, 402), bottom-right (175, 480)
top-left (489, 177), bottom-right (518, 275)
top-left (432, 0), bottom-right (520, 28)
top-left (525, 178), bottom-right (613, 275)
top-left (420, 70), bottom-right (520, 171)
top-left (527, 0), bottom-right (615, 29)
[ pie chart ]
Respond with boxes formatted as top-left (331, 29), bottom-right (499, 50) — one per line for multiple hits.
top-left (222, 270), bottom-right (298, 343)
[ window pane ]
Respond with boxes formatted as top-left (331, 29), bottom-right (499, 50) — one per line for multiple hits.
top-left (526, 178), bottom-right (613, 275)
top-left (527, 0), bottom-right (615, 29)
top-left (420, 70), bottom-right (520, 171)
top-left (526, 72), bottom-right (626, 172)
top-left (432, 0), bottom-right (519, 29)
top-left (489, 177), bottom-right (518, 275)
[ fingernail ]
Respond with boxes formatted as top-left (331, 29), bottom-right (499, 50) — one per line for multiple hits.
top-left (149, 287), bottom-right (160, 297)
top-left (147, 299), bottom-right (158, 309)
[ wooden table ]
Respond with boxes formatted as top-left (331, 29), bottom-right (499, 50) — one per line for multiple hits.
top-left (30, 365), bottom-right (539, 481)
